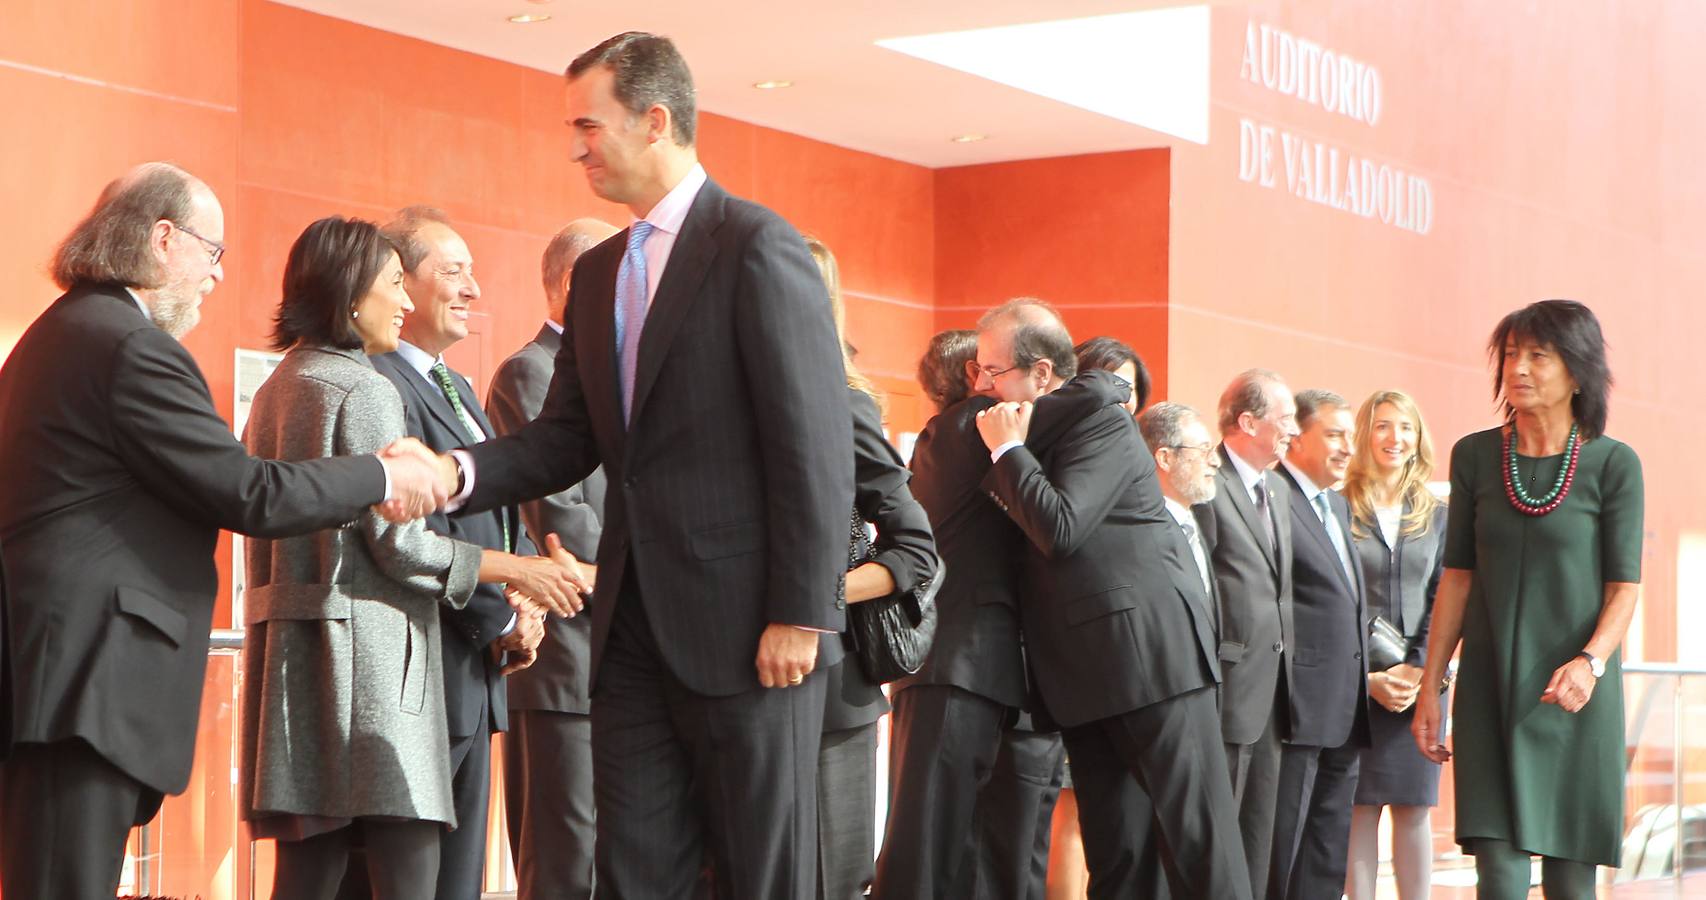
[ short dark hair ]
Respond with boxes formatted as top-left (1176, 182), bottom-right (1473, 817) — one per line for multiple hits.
top-left (567, 32), bottom-right (697, 146)
top-left (51, 162), bottom-right (197, 291)
top-left (1293, 389), bottom-right (1348, 430)
top-left (272, 216), bottom-right (398, 352)
top-left (918, 329), bottom-right (978, 413)
top-left (1075, 336), bottom-right (1152, 409)
top-left (381, 205), bottom-right (451, 273)
top-left (1489, 299), bottom-right (1612, 438)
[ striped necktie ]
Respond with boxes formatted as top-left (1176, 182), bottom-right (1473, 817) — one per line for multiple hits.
top-left (614, 221), bottom-right (654, 424)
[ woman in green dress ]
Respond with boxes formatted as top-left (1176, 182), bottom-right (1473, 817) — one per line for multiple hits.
top-left (1412, 299), bottom-right (1643, 899)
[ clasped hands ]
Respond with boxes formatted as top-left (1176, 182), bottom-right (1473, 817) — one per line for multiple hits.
top-left (373, 438), bottom-right (460, 523)
top-left (1369, 663), bottom-right (1423, 714)
top-left (976, 400), bottom-right (1034, 452)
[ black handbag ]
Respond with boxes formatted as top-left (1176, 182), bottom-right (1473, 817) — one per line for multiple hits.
top-left (844, 509), bottom-right (942, 684)
top-left (1366, 614), bottom-right (1411, 672)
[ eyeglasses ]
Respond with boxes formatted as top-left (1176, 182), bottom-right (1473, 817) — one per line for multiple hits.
top-left (171, 221), bottom-right (226, 266)
top-left (1167, 443), bottom-right (1217, 457)
top-left (975, 362), bottom-right (1022, 381)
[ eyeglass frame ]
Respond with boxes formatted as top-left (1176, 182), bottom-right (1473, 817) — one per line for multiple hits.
top-left (170, 221), bottom-right (226, 266)
top-left (1165, 442), bottom-right (1219, 458)
top-left (974, 361), bottom-right (1025, 381)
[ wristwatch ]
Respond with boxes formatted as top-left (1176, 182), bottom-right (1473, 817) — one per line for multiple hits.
top-left (1577, 651), bottom-right (1605, 678)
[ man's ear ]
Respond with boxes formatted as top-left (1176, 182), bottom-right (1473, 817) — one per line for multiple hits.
top-left (1032, 359), bottom-right (1054, 388)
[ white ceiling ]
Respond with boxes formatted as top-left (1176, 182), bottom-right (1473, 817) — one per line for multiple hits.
top-left (273, 0), bottom-right (1208, 168)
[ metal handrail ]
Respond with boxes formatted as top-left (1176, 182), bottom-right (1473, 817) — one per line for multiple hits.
top-left (209, 628), bottom-right (245, 652)
top-left (1624, 661), bottom-right (1706, 676)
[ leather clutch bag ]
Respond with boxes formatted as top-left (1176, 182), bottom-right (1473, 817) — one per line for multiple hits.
top-left (1367, 614), bottom-right (1411, 672)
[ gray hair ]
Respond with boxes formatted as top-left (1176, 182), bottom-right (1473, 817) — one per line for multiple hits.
top-left (567, 32), bottom-right (698, 146)
top-left (541, 219), bottom-right (618, 302)
top-left (977, 297), bottom-right (1077, 380)
top-left (1137, 401), bottom-right (1202, 455)
top-left (51, 162), bottom-right (198, 291)
top-left (381, 205), bottom-right (452, 273)
top-left (1294, 388), bottom-right (1349, 430)
top-left (1217, 368), bottom-right (1287, 434)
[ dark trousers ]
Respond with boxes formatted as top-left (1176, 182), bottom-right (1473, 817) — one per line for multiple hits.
top-left (1267, 739), bottom-right (1360, 900)
top-left (275, 820), bottom-right (442, 900)
top-left (0, 738), bottom-right (162, 900)
top-left (818, 722), bottom-right (878, 900)
top-left (871, 684), bottom-right (1008, 900)
top-left (504, 709), bottom-right (596, 900)
top-left (1226, 696), bottom-right (1285, 898)
top-left (435, 715), bottom-right (494, 900)
top-left (1063, 687), bottom-right (1251, 900)
top-left (973, 727), bottom-right (1064, 900)
top-left (594, 585), bottom-right (825, 900)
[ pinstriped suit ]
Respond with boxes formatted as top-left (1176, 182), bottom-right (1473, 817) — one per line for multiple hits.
top-left (460, 177), bottom-right (854, 898)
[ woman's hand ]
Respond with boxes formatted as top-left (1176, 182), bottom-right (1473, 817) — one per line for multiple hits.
top-left (1540, 656), bottom-right (1597, 713)
top-left (1369, 667), bottom-right (1420, 713)
top-left (1411, 691), bottom-right (1451, 764)
top-left (486, 550), bottom-right (581, 619)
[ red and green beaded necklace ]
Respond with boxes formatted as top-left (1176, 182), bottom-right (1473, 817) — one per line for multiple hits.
top-left (1502, 421), bottom-right (1581, 517)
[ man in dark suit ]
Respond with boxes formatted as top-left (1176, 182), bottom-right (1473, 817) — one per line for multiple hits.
top-left (0, 163), bottom-right (443, 900)
top-left (1269, 389), bottom-right (1370, 900)
top-left (370, 208), bottom-right (546, 900)
top-left (975, 300), bottom-right (1247, 899)
top-left (874, 331), bottom-right (1118, 900)
top-left (1201, 368), bottom-right (1301, 896)
top-left (427, 33), bottom-right (854, 898)
top-left (486, 218), bottom-right (617, 900)
top-left (1137, 401), bottom-right (1222, 642)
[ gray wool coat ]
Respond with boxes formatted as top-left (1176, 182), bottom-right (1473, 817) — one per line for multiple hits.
top-left (239, 344), bottom-right (482, 834)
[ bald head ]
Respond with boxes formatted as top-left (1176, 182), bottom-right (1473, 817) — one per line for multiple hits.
top-left (542, 218), bottom-right (619, 323)
top-left (974, 297), bottom-right (1076, 402)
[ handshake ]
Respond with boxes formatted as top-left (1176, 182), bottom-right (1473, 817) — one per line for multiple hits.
top-left (370, 437), bottom-right (462, 523)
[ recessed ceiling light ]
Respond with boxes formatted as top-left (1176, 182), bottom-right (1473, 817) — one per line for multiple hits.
top-left (752, 80), bottom-right (794, 90)
top-left (951, 133), bottom-right (987, 143)
top-left (507, 13), bottom-right (551, 24)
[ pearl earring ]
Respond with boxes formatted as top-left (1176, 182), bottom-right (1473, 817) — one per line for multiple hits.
top-left (352, 310), bottom-right (360, 319)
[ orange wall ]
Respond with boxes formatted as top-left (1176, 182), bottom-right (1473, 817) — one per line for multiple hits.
top-left (935, 150), bottom-right (1173, 402)
top-left (1167, 1), bottom-right (1700, 663)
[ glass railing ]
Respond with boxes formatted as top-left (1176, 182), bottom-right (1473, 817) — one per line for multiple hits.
top-left (1617, 662), bottom-right (1706, 886)
top-left (112, 638), bottom-right (1706, 898)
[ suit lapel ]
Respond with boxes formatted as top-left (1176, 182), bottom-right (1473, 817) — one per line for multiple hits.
top-left (1280, 468), bottom-right (1356, 595)
top-left (627, 181), bottom-right (725, 428)
top-left (1217, 444), bottom-right (1280, 576)
top-left (377, 353), bottom-right (470, 442)
top-left (574, 245), bottom-right (623, 440)
top-left (453, 370), bottom-right (497, 441)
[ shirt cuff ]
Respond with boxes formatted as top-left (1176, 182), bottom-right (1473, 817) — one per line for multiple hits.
top-left (446, 449), bottom-right (476, 513)
top-left (791, 625), bottom-right (837, 634)
top-left (376, 455), bottom-right (394, 501)
top-left (990, 439), bottom-right (1024, 463)
top-left (498, 612), bottom-right (518, 637)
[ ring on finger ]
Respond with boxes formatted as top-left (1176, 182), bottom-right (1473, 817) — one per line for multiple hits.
top-left (788, 674), bottom-right (804, 685)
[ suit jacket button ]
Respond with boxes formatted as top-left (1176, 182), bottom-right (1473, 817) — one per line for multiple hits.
top-left (1273, 641), bottom-right (1284, 652)
top-left (1354, 651), bottom-right (1363, 661)
top-left (835, 600), bottom-right (846, 610)
top-left (624, 475), bottom-right (637, 488)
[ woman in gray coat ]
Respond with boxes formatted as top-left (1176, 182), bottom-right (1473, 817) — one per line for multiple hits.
top-left (241, 217), bottom-right (581, 899)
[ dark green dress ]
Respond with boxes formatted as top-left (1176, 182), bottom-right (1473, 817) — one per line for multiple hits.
top-left (1443, 426), bottom-right (1643, 865)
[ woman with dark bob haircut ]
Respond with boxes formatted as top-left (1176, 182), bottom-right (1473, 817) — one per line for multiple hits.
top-left (1073, 335), bottom-right (1151, 414)
top-left (1412, 300), bottom-right (1642, 898)
top-left (240, 216), bottom-right (581, 897)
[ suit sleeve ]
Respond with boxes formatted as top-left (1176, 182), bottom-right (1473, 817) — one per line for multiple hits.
top-left (463, 269), bottom-right (605, 514)
top-left (851, 391), bottom-right (937, 596)
top-left (982, 408), bottom-right (1136, 560)
top-left (735, 217), bottom-right (855, 629)
top-left (487, 352), bottom-right (604, 562)
top-left (1410, 504), bottom-right (1448, 667)
top-left (1026, 369), bottom-right (1124, 452)
top-left (108, 327), bottom-right (386, 537)
top-left (335, 375), bottom-right (481, 607)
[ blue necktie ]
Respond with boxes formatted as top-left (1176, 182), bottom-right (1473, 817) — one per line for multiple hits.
top-left (614, 221), bottom-right (654, 424)
top-left (1315, 491), bottom-right (1356, 589)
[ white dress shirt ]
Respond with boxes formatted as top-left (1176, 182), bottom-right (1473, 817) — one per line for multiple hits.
top-left (1165, 496), bottom-right (1214, 596)
top-left (394, 340), bottom-right (487, 440)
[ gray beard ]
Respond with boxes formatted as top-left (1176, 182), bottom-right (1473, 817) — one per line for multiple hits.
top-left (149, 281), bottom-right (201, 339)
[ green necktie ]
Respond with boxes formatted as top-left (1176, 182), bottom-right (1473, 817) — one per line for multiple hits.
top-left (429, 361), bottom-right (510, 552)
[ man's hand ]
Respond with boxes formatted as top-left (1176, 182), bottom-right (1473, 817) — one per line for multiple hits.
top-left (1540, 656), bottom-right (1598, 713)
top-left (976, 401), bottom-right (1033, 452)
top-left (544, 533), bottom-right (595, 596)
top-left (755, 623), bottom-right (819, 688)
top-left (495, 553), bottom-right (583, 619)
top-left (496, 609), bottom-right (545, 676)
top-left (373, 438), bottom-right (449, 523)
